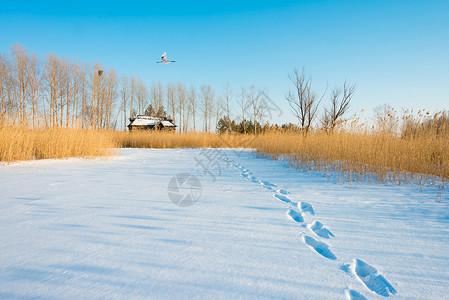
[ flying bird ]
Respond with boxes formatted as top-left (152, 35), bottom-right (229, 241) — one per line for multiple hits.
top-left (157, 52), bottom-right (176, 64)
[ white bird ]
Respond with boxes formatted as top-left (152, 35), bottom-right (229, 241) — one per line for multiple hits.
top-left (157, 52), bottom-right (176, 64)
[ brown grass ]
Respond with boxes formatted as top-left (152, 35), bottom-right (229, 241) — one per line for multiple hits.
top-left (251, 131), bottom-right (449, 185)
top-left (112, 131), bottom-right (255, 149)
top-left (2, 119), bottom-right (447, 187)
top-left (111, 129), bottom-right (448, 185)
top-left (0, 126), bottom-right (116, 162)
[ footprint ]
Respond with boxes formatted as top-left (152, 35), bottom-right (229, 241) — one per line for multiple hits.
top-left (276, 189), bottom-right (290, 195)
top-left (286, 209), bottom-right (304, 222)
top-left (301, 235), bottom-right (337, 260)
top-left (260, 180), bottom-right (277, 188)
top-left (350, 259), bottom-right (397, 297)
top-left (274, 193), bottom-right (292, 204)
top-left (241, 173), bottom-right (251, 179)
top-left (345, 289), bottom-right (367, 300)
top-left (307, 221), bottom-right (334, 239)
top-left (298, 202), bottom-right (315, 215)
top-left (261, 185), bottom-right (274, 191)
top-left (250, 176), bottom-right (259, 183)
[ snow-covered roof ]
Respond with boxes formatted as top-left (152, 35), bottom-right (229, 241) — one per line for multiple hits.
top-left (130, 118), bottom-right (158, 126)
top-left (128, 115), bottom-right (176, 127)
top-left (161, 120), bottom-right (176, 127)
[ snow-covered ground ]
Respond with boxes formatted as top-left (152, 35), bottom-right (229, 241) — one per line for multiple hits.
top-left (1, 148), bottom-right (448, 299)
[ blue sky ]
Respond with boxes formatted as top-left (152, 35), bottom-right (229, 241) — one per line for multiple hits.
top-left (1, 0), bottom-right (448, 125)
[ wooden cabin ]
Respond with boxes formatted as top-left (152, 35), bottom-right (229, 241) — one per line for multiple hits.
top-left (127, 115), bottom-right (176, 131)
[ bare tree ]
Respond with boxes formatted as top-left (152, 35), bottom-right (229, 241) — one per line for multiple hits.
top-left (129, 75), bottom-right (136, 120)
top-left (0, 53), bottom-right (8, 120)
top-left (200, 84), bottom-right (215, 132)
top-left (322, 81), bottom-right (356, 133)
top-left (167, 82), bottom-right (176, 125)
top-left (69, 62), bottom-right (79, 127)
top-left (215, 96), bottom-right (224, 132)
top-left (44, 53), bottom-right (61, 127)
top-left (136, 77), bottom-right (147, 116)
top-left (239, 87), bottom-right (248, 134)
top-left (88, 63), bottom-right (103, 128)
top-left (120, 75), bottom-right (129, 129)
top-left (150, 80), bottom-right (164, 118)
top-left (188, 85), bottom-right (197, 132)
top-left (0, 53), bottom-right (16, 123)
top-left (223, 82), bottom-right (232, 132)
top-left (104, 68), bottom-right (118, 128)
top-left (247, 85), bottom-right (265, 135)
top-left (79, 63), bottom-right (89, 128)
top-left (177, 82), bottom-right (188, 132)
top-left (286, 68), bottom-right (324, 135)
top-left (26, 53), bottom-right (42, 128)
top-left (61, 59), bottom-right (72, 127)
top-left (10, 44), bottom-right (30, 126)
top-left (374, 104), bottom-right (398, 135)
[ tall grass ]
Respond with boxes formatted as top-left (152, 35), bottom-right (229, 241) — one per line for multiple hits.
top-left (2, 112), bottom-right (448, 187)
top-left (0, 128), bottom-right (254, 162)
top-left (112, 131), bottom-right (254, 149)
top-left (250, 110), bottom-right (449, 186)
top-left (252, 131), bottom-right (448, 185)
top-left (0, 125), bottom-right (116, 162)
top-left (112, 128), bottom-right (448, 185)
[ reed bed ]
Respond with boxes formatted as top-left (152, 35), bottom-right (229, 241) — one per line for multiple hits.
top-left (2, 117), bottom-right (447, 187)
top-left (112, 131), bottom-right (255, 149)
top-left (112, 128), bottom-right (448, 185)
top-left (0, 126), bottom-right (116, 162)
top-left (252, 131), bottom-right (448, 185)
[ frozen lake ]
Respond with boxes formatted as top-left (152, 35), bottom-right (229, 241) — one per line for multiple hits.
top-left (1, 148), bottom-right (448, 299)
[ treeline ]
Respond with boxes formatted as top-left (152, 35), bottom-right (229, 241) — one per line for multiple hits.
top-left (0, 44), bottom-right (273, 133)
top-left (0, 44), bottom-right (356, 134)
top-left (0, 44), bottom-right (120, 129)
top-left (0, 45), bottom-right (208, 131)
top-left (216, 116), bottom-right (302, 134)
top-left (2, 44), bottom-right (447, 137)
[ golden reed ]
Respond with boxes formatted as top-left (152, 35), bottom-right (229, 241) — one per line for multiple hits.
top-left (2, 113), bottom-right (447, 186)
top-left (0, 125), bottom-right (116, 162)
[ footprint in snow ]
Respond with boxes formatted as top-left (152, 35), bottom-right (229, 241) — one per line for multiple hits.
top-left (301, 235), bottom-right (337, 260)
top-left (298, 201), bottom-right (315, 215)
top-left (345, 289), bottom-right (367, 300)
top-left (286, 209), bottom-right (304, 222)
top-left (274, 193), bottom-right (292, 204)
top-left (343, 259), bottom-right (397, 297)
top-left (276, 189), bottom-right (290, 195)
top-left (250, 176), bottom-right (259, 183)
top-left (307, 221), bottom-right (334, 239)
top-left (241, 173), bottom-right (251, 179)
top-left (260, 180), bottom-right (277, 188)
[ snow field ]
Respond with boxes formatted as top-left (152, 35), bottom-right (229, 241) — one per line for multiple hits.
top-left (0, 148), bottom-right (448, 299)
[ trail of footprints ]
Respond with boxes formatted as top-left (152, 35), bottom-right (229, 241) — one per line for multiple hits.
top-left (230, 160), bottom-right (397, 299)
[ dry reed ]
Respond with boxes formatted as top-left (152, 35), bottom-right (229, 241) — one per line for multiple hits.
top-left (2, 114), bottom-right (447, 187)
top-left (0, 125), bottom-right (116, 162)
top-left (252, 130), bottom-right (448, 185)
top-left (112, 131), bottom-right (254, 149)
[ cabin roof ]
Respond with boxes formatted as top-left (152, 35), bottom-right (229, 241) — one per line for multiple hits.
top-left (128, 115), bottom-right (176, 128)
top-left (161, 120), bottom-right (176, 127)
